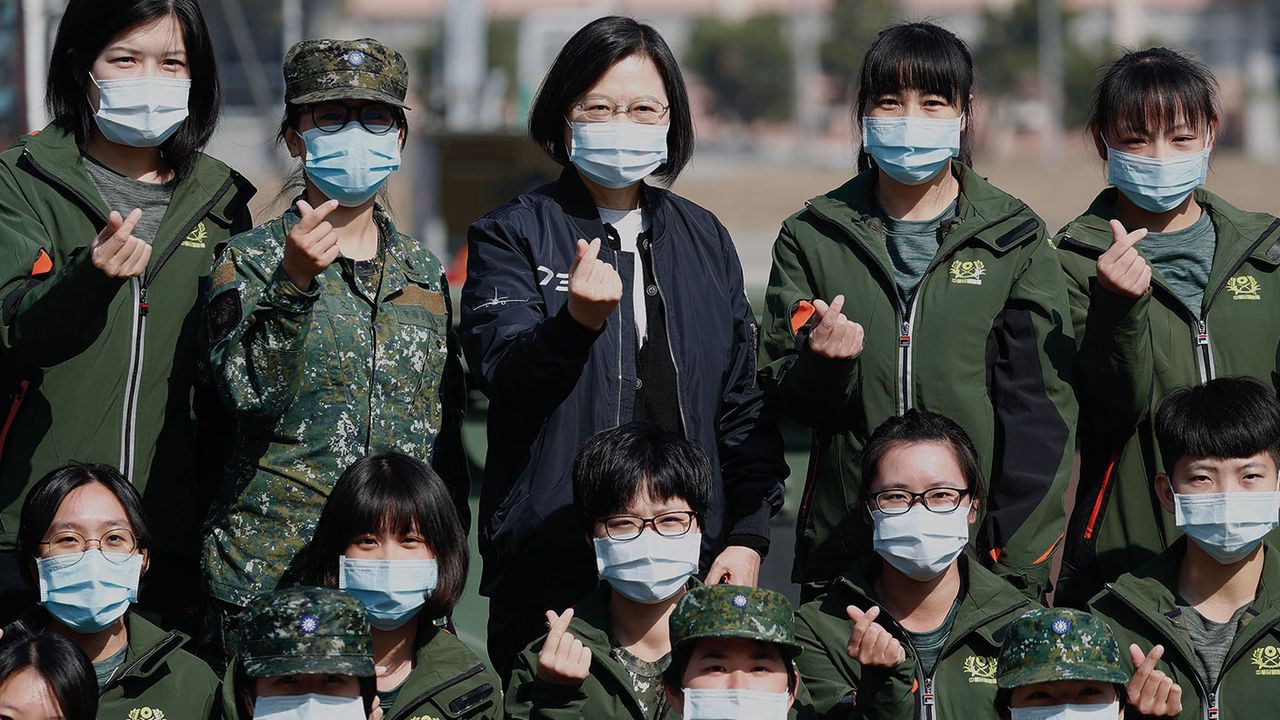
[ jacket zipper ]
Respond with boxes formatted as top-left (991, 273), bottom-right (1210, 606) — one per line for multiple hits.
top-left (647, 240), bottom-right (689, 434)
top-left (23, 149), bottom-right (235, 480)
top-left (100, 632), bottom-right (182, 695)
top-left (389, 663), bottom-right (488, 720)
top-left (804, 201), bottom-right (1034, 418)
top-left (1104, 585), bottom-right (1214, 719)
top-left (1200, 614), bottom-right (1280, 720)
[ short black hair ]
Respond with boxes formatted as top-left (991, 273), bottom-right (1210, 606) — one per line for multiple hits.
top-left (46, 0), bottom-right (221, 177)
top-left (298, 453), bottom-right (468, 620)
top-left (16, 462), bottom-right (152, 588)
top-left (1154, 377), bottom-right (1280, 472)
top-left (1089, 47), bottom-right (1219, 145)
top-left (855, 21), bottom-right (975, 173)
top-left (859, 409), bottom-right (985, 506)
top-left (572, 422), bottom-right (712, 531)
top-left (0, 627), bottom-right (98, 720)
top-left (527, 15), bottom-right (694, 184)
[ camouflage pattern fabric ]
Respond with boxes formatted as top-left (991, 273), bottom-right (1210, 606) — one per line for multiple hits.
top-left (997, 607), bottom-right (1129, 689)
top-left (201, 202), bottom-right (468, 607)
top-left (284, 38), bottom-right (409, 108)
top-left (238, 586), bottom-right (374, 678)
top-left (670, 584), bottom-right (801, 657)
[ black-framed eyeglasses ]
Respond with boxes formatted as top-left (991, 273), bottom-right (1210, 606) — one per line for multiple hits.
top-left (306, 101), bottom-right (400, 135)
top-left (38, 528), bottom-right (139, 565)
top-left (599, 510), bottom-right (698, 541)
top-left (572, 96), bottom-right (671, 124)
top-left (868, 487), bottom-right (972, 515)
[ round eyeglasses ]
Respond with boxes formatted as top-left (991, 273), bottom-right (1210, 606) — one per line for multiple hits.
top-left (307, 101), bottom-right (399, 135)
top-left (38, 528), bottom-right (139, 565)
top-left (869, 487), bottom-right (972, 515)
top-left (572, 96), bottom-right (671, 125)
top-left (599, 510), bottom-right (697, 541)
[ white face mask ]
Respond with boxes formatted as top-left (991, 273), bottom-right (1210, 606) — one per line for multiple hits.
top-left (91, 74), bottom-right (191, 148)
top-left (569, 121), bottom-right (670, 189)
top-left (252, 693), bottom-right (365, 720)
top-left (594, 531), bottom-right (700, 604)
top-left (682, 688), bottom-right (790, 720)
top-left (871, 504), bottom-right (970, 581)
top-left (1009, 701), bottom-right (1120, 720)
top-left (1173, 473), bottom-right (1280, 565)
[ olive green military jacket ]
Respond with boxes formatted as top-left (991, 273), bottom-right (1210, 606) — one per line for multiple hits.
top-left (384, 623), bottom-right (503, 720)
top-left (0, 125), bottom-right (254, 556)
top-left (1090, 539), bottom-right (1280, 720)
top-left (201, 202), bottom-right (468, 607)
top-left (759, 162), bottom-right (1077, 601)
top-left (507, 582), bottom-right (817, 720)
top-left (7, 608), bottom-right (220, 720)
top-left (795, 554), bottom-right (1037, 720)
top-left (1055, 189), bottom-right (1280, 609)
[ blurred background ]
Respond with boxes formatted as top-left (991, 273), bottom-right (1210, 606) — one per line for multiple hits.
top-left (3, 0), bottom-right (1280, 656)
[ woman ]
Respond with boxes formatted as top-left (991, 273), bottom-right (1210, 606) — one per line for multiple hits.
top-left (506, 423), bottom-right (711, 720)
top-left (460, 15), bottom-right (787, 681)
top-left (298, 453), bottom-right (501, 719)
top-left (221, 586), bottom-right (379, 720)
top-left (0, 0), bottom-right (255, 631)
top-left (759, 21), bottom-right (1076, 602)
top-left (6, 463), bottom-right (219, 719)
top-left (995, 609), bottom-right (1129, 720)
top-left (202, 38), bottom-right (468, 665)
top-left (0, 627), bottom-right (97, 720)
top-left (794, 411), bottom-right (1037, 720)
top-left (1054, 48), bottom-right (1280, 609)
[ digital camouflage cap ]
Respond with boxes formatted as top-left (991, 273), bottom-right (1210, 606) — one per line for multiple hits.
top-left (284, 38), bottom-right (409, 108)
top-left (670, 584), bottom-right (801, 657)
top-left (237, 586), bottom-right (375, 678)
top-left (997, 608), bottom-right (1129, 689)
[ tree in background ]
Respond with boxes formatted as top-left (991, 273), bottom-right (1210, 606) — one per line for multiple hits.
top-left (820, 0), bottom-right (899, 102)
top-left (685, 15), bottom-right (794, 123)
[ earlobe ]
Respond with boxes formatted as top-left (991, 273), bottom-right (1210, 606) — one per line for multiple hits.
top-left (1155, 474), bottom-right (1176, 513)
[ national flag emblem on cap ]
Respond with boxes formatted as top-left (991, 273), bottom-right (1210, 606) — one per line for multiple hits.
top-left (732, 593), bottom-right (749, 608)
top-left (299, 614), bottom-right (319, 634)
top-left (346, 50), bottom-right (365, 66)
top-left (1051, 618), bottom-right (1071, 635)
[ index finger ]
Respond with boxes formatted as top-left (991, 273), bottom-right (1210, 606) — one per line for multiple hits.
top-left (295, 198), bottom-right (339, 232)
top-left (582, 237), bottom-right (602, 265)
top-left (1108, 219), bottom-right (1147, 252)
top-left (826, 295), bottom-right (846, 322)
top-left (116, 208), bottom-right (143, 241)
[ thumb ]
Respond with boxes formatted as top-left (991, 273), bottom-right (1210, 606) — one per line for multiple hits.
top-left (99, 210), bottom-right (124, 241)
top-left (812, 298), bottom-right (830, 320)
top-left (1129, 643), bottom-right (1146, 669)
top-left (845, 605), bottom-right (865, 623)
top-left (570, 238), bottom-right (590, 275)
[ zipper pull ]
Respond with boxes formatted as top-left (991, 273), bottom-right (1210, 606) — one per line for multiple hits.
top-left (922, 677), bottom-right (935, 706)
top-left (900, 321), bottom-right (912, 348)
top-left (1207, 690), bottom-right (1219, 719)
top-left (138, 286), bottom-right (149, 317)
top-left (1196, 320), bottom-right (1208, 346)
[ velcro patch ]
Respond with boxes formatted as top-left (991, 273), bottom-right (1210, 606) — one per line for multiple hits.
top-left (390, 285), bottom-right (446, 315)
top-left (212, 257), bottom-right (236, 288)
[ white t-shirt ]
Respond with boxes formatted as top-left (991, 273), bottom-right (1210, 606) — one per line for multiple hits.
top-left (598, 207), bottom-right (650, 346)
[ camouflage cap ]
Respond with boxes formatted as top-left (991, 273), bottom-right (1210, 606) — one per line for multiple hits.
top-left (237, 586), bottom-right (375, 678)
top-left (670, 585), bottom-right (801, 657)
top-left (997, 608), bottom-right (1129, 689)
top-left (283, 38), bottom-right (410, 108)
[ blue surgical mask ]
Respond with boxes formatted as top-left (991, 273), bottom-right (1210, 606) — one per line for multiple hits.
top-left (569, 121), bottom-right (669, 189)
top-left (338, 555), bottom-right (437, 631)
top-left (252, 692), bottom-right (365, 720)
top-left (1009, 702), bottom-right (1120, 720)
top-left (683, 688), bottom-right (790, 720)
top-left (37, 551), bottom-right (142, 633)
top-left (1105, 134), bottom-right (1210, 213)
top-left (594, 531), bottom-right (700, 604)
top-left (302, 124), bottom-right (401, 207)
top-left (871, 504), bottom-right (970, 581)
top-left (1173, 475), bottom-right (1280, 565)
top-left (91, 74), bottom-right (191, 148)
top-left (862, 115), bottom-right (961, 185)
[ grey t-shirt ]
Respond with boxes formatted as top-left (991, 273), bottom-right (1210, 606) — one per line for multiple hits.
top-left (1142, 209), bottom-right (1216, 317)
top-left (83, 154), bottom-right (175, 245)
top-left (1178, 601), bottom-right (1250, 690)
top-left (905, 600), bottom-right (961, 679)
top-left (876, 201), bottom-right (959, 308)
top-left (93, 644), bottom-right (128, 689)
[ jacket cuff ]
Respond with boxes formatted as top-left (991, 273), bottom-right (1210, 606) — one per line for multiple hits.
top-left (1089, 284), bottom-right (1149, 331)
top-left (546, 304), bottom-right (604, 355)
top-left (726, 500), bottom-right (774, 554)
top-left (726, 533), bottom-right (769, 558)
top-left (530, 677), bottom-right (590, 709)
top-left (264, 264), bottom-right (321, 314)
top-left (789, 340), bottom-right (859, 394)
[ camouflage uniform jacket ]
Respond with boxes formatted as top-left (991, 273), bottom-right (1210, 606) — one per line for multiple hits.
top-left (795, 553), bottom-right (1036, 720)
top-left (1090, 538), bottom-right (1280, 720)
top-left (7, 608), bottom-right (220, 719)
top-left (201, 202), bottom-right (468, 606)
top-left (507, 581), bottom-right (818, 720)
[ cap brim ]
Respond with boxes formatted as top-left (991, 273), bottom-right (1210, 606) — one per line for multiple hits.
top-left (243, 653), bottom-right (376, 678)
top-left (998, 661), bottom-right (1128, 689)
top-left (290, 86), bottom-right (410, 110)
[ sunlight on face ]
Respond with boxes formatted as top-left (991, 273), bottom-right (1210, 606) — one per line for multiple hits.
top-left (88, 15), bottom-right (190, 110)
top-left (0, 668), bottom-right (64, 720)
